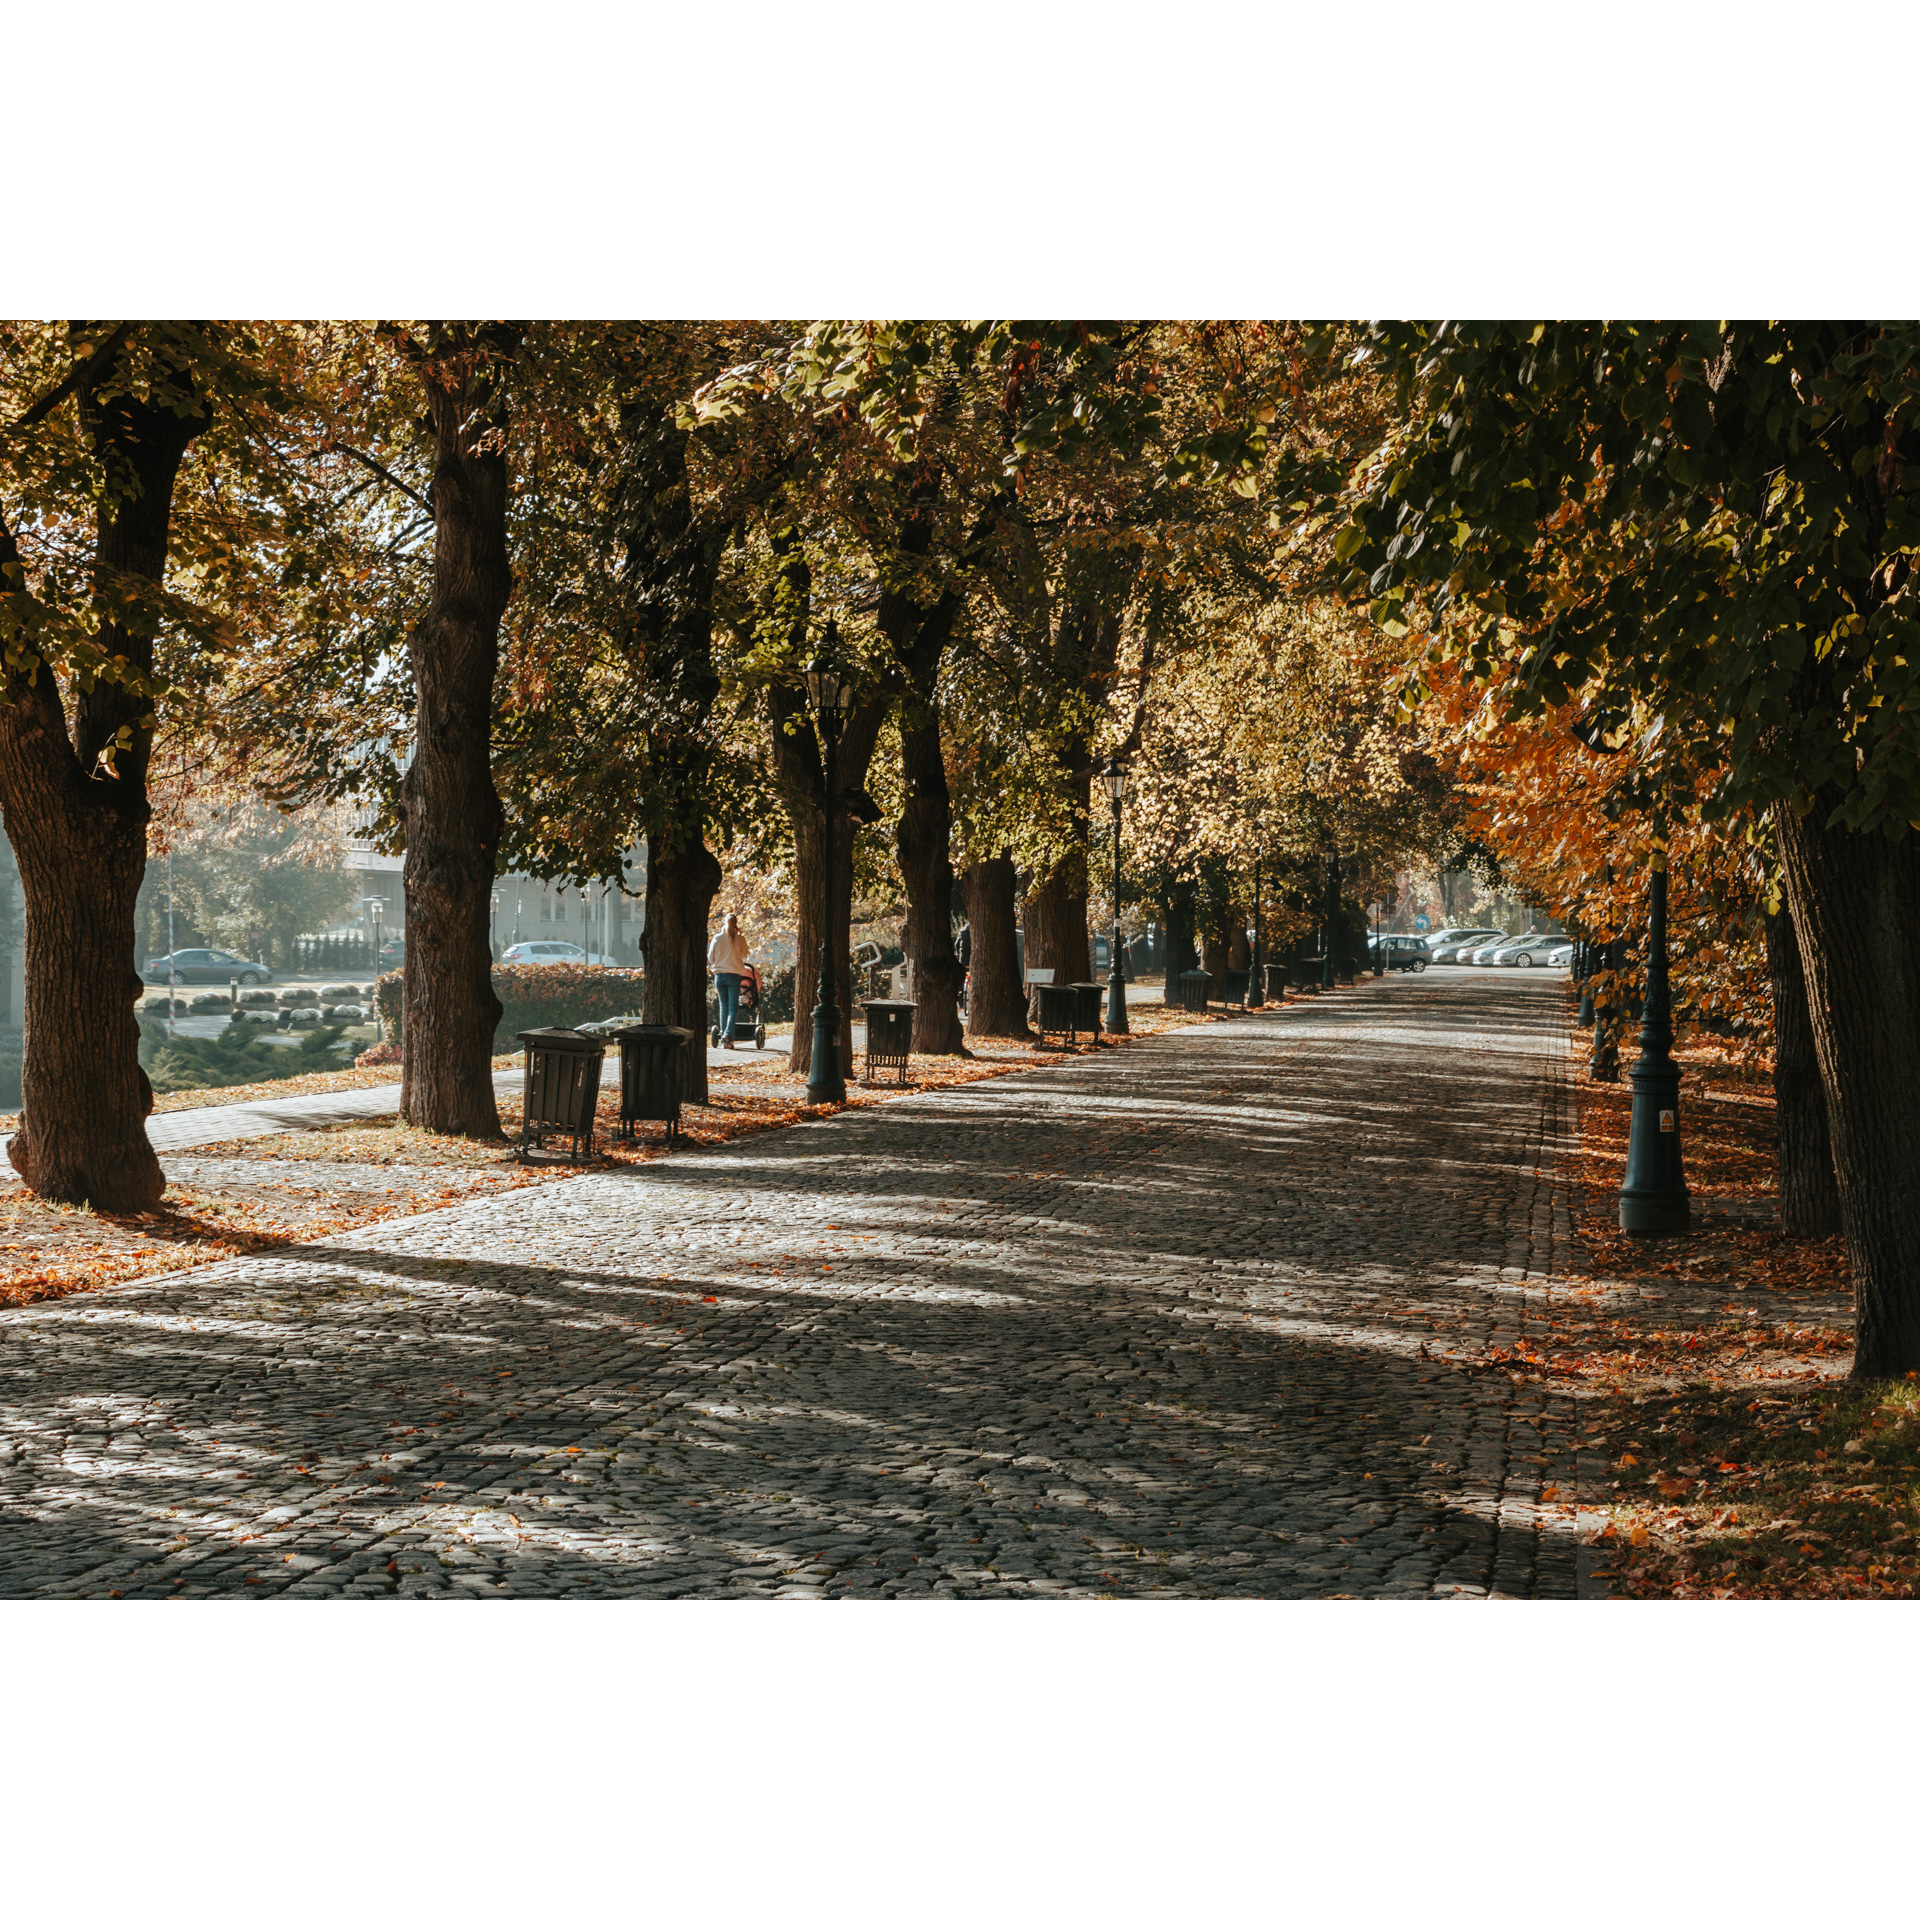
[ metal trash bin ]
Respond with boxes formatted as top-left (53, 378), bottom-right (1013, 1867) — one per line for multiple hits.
top-left (1069, 981), bottom-right (1104, 1045)
top-left (588, 1022), bottom-right (690, 1140)
top-left (862, 999), bottom-right (916, 1085)
top-left (1263, 962), bottom-right (1291, 1001)
top-left (516, 1027), bottom-right (606, 1163)
top-left (1223, 967), bottom-right (1248, 1005)
top-left (1035, 981), bottom-right (1081, 1048)
top-left (1178, 969), bottom-right (1210, 1013)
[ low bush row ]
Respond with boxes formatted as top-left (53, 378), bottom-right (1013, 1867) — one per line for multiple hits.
top-left (375, 965), bottom-right (647, 1053)
top-left (138, 1024), bottom-right (366, 1094)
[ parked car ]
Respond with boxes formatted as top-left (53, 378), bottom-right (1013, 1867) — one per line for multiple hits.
top-left (141, 948), bottom-right (272, 987)
top-left (1368, 934), bottom-right (1430, 972)
top-left (1423, 925), bottom-right (1483, 952)
top-left (500, 940), bottom-right (620, 967)
top-left (1471, 935), bottom-right (1530, 965)
top-left (1541, 939), bottom-right (1575, 966)
top-left (1430, 930), bottom-right (1500, 963)
top-left (1489, 934), bottom-right (1560, 967)
top-left (378, 936), bottom-right (406, 966)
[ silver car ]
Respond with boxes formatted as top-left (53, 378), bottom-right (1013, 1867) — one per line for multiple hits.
top-left (1431, 930), bottom-right (1501, 963)
top-left (1489, 934), bottom-right (1560, 968)
top-left (1471, 935), bottom-right (1530, 965)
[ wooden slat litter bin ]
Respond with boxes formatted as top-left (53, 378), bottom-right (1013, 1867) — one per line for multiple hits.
top-left (586, 1022), bottom-right (690, 1141)
top-left (862, 999), bottom-right (916, 1085)
top-left (516, 1027), bottom-right (606, 1164)
top-left (1034, 982), bottom-right (1081, 1049)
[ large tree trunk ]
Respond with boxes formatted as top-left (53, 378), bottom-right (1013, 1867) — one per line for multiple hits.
top-left (963, 854), bottom-right (1029, 1037)
top-left (1161, 877), bottom-right (1198, 1006)
top-left (398, 325), bottom-right (518, 1139)
top-left (0, 335), bottom-right (206, 1208)
top-left (783, 798), bottom-right (850, 1083)
top-left (872, 464), bottom-right (970, 1056)
top-left (641, 835), bottom-right (720, 1104)
top-left (1023, 841), bottom-right (1091, 1021)
top-left (2, 744), bottom-right (158, 1209)
top-left (896, 699), bottom-right (965, 1053)
top-left (763, 534), bottom-right (892, 1082)
top-left (1775, 799), bottom-right (1920, 1377)
top-left (1765, 899), bottom-right (1841, 1236)
top-left (616, 404), bottom-right (732, 1106)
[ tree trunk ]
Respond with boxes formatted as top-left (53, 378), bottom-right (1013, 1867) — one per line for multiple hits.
top-left (0, 338), bottom-right (207, 1208)
top-left (769, 701), bottom-right (888, 1082)
top-left (1775, 799), bottom-right (1920, 1376)
top-left (1765, 900), bottom-right (1841, 1236)
top-left (1161, 877), bottom-right (1198, 1006)
top-left (1202, 931), bottom-right (1228, 995)
top-left (615, 404), bottom-right (732, 1106)
top-left (896, 700), bottom-right (965, 1053)
top-left (782, 789), bottom-right (860, 1081)
top-left (641, 834), bottom-right (720, 1104)
top-left (873, 467), bottom-right (968, 1058)
top-left (1023, 844), bottom-right (1091, 1021)
top-left (398, 325), bottom-right (518, 1139)
top-left (963, 854), bottom-right (1029, 1037)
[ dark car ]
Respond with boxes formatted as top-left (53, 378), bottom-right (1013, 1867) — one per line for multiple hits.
top-left (1368, 934), bottom-right (1430, 972)
top-left (142, 947), bottom-right (272, 987)
top-left (379, 936), bottom-right (406, 967)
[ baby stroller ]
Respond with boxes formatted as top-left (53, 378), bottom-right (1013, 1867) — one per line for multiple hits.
top-left (710, 961), bottom-right (767, 1049)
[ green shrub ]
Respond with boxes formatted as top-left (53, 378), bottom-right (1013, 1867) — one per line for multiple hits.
top-left (142, 1023), bottom-right (363, 1094)
top-left (279, 988), bottom-right (319, 1008)
top-left (760, 965), bottom-right (795, 1023)
top-left (375, 965), bottom-right (647, 1053)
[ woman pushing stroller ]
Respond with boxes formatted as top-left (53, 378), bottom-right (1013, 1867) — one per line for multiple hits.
top-left (707, 913), bottom-right (752, 1049)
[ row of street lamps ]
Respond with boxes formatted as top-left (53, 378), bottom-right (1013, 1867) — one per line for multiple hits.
top-left (798, 643), bottom-right (1689, 1244)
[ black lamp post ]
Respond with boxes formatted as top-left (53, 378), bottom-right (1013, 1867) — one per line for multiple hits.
top-left (1101, 757), bottom-right (1131, 1035)
top-left (1618, 847), bottom-right (1690, 1235)
top-left (805, 633), bottom-right (855, 1104)
top-left (1244, 857), bottom-right (1263, 1009)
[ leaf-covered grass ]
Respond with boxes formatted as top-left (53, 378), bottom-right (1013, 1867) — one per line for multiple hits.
top-left (1547, 1007), bottom-right (1917, 1599)
top-left (1586, 1381), bottom-right (1920, 1598)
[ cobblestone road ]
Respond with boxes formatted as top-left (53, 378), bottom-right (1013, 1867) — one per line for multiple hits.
top-left (0, 970), bottom-right (1601, 1599)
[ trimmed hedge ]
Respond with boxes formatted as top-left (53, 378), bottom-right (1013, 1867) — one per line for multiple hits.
top-left (375, 964), bottom-right (647, 1054)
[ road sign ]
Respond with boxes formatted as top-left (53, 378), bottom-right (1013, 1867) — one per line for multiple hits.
top-left (1415, 913), bottom-right (1430, 931)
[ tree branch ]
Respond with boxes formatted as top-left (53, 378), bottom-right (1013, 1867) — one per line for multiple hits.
top-left (5, 323), bottom-right (138, 435)
top-left (331, 443), bottom-right (432, 515)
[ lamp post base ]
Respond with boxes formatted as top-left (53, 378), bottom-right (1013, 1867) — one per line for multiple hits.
top-left (1620, 1188), bottom-right (1692, 1235)
top-left (806, 1002), bottom-right (845, 1104)
top-left (1619, 1053), bottom-right (1689, 1235)
top-left (1105, 974), bottom-right (1128, 1035)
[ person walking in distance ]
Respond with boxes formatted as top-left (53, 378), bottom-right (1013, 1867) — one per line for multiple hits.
top-left (708, 912), bottom-right (751, 1050)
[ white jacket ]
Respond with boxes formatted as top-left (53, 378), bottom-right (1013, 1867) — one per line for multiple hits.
top-left (708, 928), bottom-right (750, 972)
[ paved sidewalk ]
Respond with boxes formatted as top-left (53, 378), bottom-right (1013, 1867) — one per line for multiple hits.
top-left (0, 971), bottom-right (1597, 1599)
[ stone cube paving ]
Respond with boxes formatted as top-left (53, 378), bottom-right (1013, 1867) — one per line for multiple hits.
top-left (0, 970), bottom-right (1600, 1599)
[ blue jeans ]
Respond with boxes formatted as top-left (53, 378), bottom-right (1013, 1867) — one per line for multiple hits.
top-left (715, 972), bottom-right (742, 1039)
